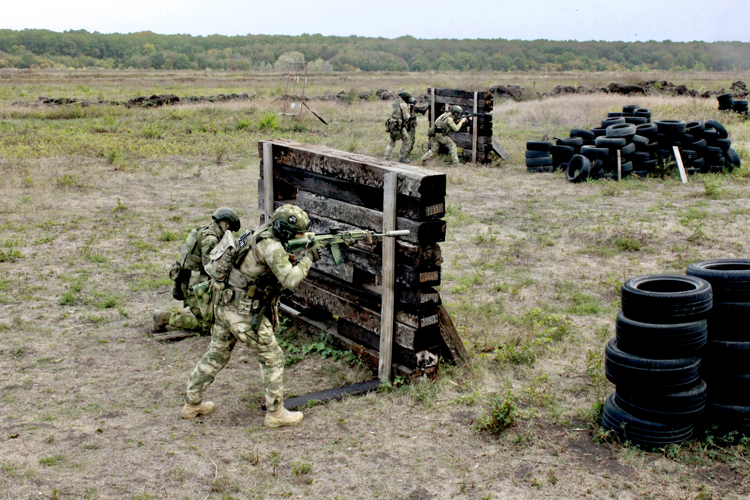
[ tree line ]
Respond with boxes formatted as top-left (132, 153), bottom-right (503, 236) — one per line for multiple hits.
top-left (0, 29), bottom-right (748, 72)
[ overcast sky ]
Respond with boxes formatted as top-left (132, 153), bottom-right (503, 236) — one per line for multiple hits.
top-left (3, 0), bottom-right (748, 43)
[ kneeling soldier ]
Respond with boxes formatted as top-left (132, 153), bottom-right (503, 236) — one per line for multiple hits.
top-left (181, 205), bottom-right (317, 428)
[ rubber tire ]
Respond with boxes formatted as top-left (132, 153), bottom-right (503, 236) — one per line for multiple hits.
top-left (622, 104), bottom-right (640, 115)
top-left (708, 302), bottom-right (750, 340)
top-left (589, 159), bottom-right (606, 179)
top-left (602, 117), bottom-right (626, 128)
top-left (691, 138), bottom-right (707, 150)
top-left (526, 141), bottom-right (552, 152)
top-left (606, 123), bottom-right (637, 138)
top-left (705, 119), bottom-right (729, 139)
top-left (635, 123), bottom-right (658, 135)
top-left (590, 128), bottom-right (607, 138)
top-left (619, 142), bottom-right (636, 155)
top-left (601, 394), bottom-right (694, 448)
top-left (525, 150), bottom-right (550, 158)
top-left (580, 146), bottom-right (609, 160)
top-left (605, 339), bottom-right (701, 393)
top-left (556, 136), bottom-right (584, 147)
top-left (726, 148), bottom-right (741, 171)
top-left (655, 120), bottom-right (687, 134)
top-left (527, 166), bottom-right (554, 173)
top-left (565, 155), bottom-right (591, 183)
top-left (621, 274), bottom-right (713, 324)
top-left (615, 380), bottom-right (707, 423)
top-left (570, 129), bottom-right (595, 141)
top-left (703, 340), bottom-right (750, 373)
top-left (630, 135), bottom-right (649, 146)
top-left (525, 156), bottom-right (553, 167)
top-left (704, 373), bottom-right (750, 405)
top-left (625, 116), bottom-right (648, 125)
top-left (615, 312), bottom-right (707, 358)
top-left (595, 136), bottom-right (627, 148)
top-left (702, 129), bottom-right (719, 141)
top-left (686, 121), bottom-right (705, 133)
top-left (550, 145), bottom-right (575, 155)
top-left (686, 259), bottom-right (750, 302)
top-left (703, 403), bottom-right (750, 436)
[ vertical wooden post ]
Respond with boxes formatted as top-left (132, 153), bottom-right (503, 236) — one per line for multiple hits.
top-left (430, 88), bottom-right (436, 128)
top-left (617, 149), bottom-right (622, 182)
top-left (472, 91), bottom-right (478, 164)
top-left (263, 142), bottom-right (274, 224)
top-left (378, 172), bottom-right (398, 382)
top-left (673, 146), bottom-right (688, 184)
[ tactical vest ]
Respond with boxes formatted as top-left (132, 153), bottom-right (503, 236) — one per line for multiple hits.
top-left (434, 112), bottom-right (453, 133)
top-left (177, 223), bottom-right (222, 273)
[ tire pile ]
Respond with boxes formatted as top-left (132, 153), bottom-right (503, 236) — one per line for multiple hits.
top-left (603, 274), bottom-right (711, 448)
top-left (687, 259), bottom-right (750, 436)
top-left (524, 105), bottom-right (742, 182)
top-left (717, 93), bottom-right (749, 115)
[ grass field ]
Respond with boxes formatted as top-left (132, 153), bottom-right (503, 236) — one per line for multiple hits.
top-left (1, 69), bottom-right (749, 500)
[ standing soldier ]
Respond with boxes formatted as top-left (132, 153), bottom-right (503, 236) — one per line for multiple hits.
top-left (154, 207), bottom-right (241, 335)
top-left (384, 90), bottom-right (412, 163)
top-left (420, 105), bottom-right (469, 167)
top-left (406, 97), bottom-right (429, 156)
top-left (181, 205), bottom-right (318, 428)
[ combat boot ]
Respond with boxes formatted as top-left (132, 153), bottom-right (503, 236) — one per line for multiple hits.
top-left (398, 158), bottom-right (411, 164)
top-left (153, 309), bottom-right (171, 333)
top-left (264, 407), bottom-right (304, 428)
top-left (181, 401), bottom-right (215, 419)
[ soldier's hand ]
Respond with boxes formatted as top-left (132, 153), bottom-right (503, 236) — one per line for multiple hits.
top-left (305, 248), bottom-right (321, 262)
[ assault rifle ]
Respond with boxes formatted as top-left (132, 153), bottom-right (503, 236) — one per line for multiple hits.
top-left (285, 228), bottom-right (410, 265)
top-left (459, 111), bottom-right (492, 120)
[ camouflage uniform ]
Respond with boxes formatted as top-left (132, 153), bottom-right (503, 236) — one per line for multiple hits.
top-left (384, 95), bottom-right (412, 162)
top-left (168, 221), bottom-right (225, 334)
top-left (184, 221), bottom-right (312, 412)
top-left (421, 111), bottom-right (466, 166)
top-left (405, 99), bottom-right (429, 155)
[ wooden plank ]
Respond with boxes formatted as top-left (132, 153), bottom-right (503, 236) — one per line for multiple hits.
top-left (379, 172), bottom-right (397, 382)
top-left (258, 139), bottom-right (446, 199)
top-left (438, 305), bottom-right (470, 365)
top-left (430, 87), bottom-right (435, 128)
top-left (472, 91), bottom-right (478, 164)
top-left (292, 279), bottom-right (438, 351)
top-left (492, 137), bottom-right (513, 161)
top-left (281, 379), bottom-right (381, 411)
top-left (263, 142), bottom-right (274, 224)
top-left (617, 149), bottom-right (622, 182)
top-left (296, 190), bottom-right (446, 245)
top-left (430, 88), bottom-right (491, 100)
top-left (449, 133), bottom-right (493, 144)
top-left (273, 164), bottom-right (445, 221)
top-left (673, 146), bottom-right (688, 184)
top-left (338, 320), bottom-right (436, 369)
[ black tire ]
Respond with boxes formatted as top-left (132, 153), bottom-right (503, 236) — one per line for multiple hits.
top-left (726, 148), bottom-right (741, 170)
top-left (641, 159), bottom-right (657, 171)
top-left (525, 156), bottom-right (553, 167)
top-left (602, 117), bottom-right (626, 128)
top-left (633, 109), bottom-right (652, 120)
top-left (655, 120), bottom-right (687, 134)
top-left (570, 128), bottom-right (595, 141)
top-left (620, 142), bottom-right (636, 155)
top-left (708, 302), bottom-right (750, 340)
top-left (550, 145), bottom-right (575, 156)
top-left (525, 150), bottom-right (550, 158)
top-left (556, 136), bottom-right (584, 147)
top-left (616, 380), bottom-right (707, 423)
top-left (704, 373), bottom-right (750, 405)
top-left (686, 121), bottom-right (704, 133)
top-left (589, 159), bottom-right (606, 179)
top-left (622, 105), bottom-right (640, 115)
top-left (717, 93), bottom-right (733, 102)
top-left (630, 134), bottom-right (649, 145)
top-left (702, 129), bottom-right (719, 141)
top-left (580, 146), bottom-right (609, 160)
top-left (705, 119), bottom-right (728, 139)
top-left (632, 151), bottom-right (651, 163)
top-left (635, 123), bottom-right (658, 136)
top-left (680, 150), bottom-right (698, 161)
top-left (608, 112), bottom-right (624, 118)
top-left (703, 339), bottom-right (750, 371)
top-left (595, 136), bottom-right (627, 148)
top-left (686, 259), bottom-right (750, 302)
top-left (565, 155), bottom-right (591, 183)
top-left (704, 146), bottom-right (723, 158)
top-left (703, 403), bottom-right (750, 436)
top-left (606, 123), bottom-right (637, 138)
top-left (527, 166), bottom-right (554, 174)
top-left (602, 394), bottom-right (694, 448)
top-left (712, 138), bottom-right (732, 151)
top-left (526, 141), bottom-right (552, 152)
top-left (625, 116), bottom-right (648, 125)
top-left (605, 339), bottom-right (701, 392)
top-left (621, 274), bottom-right (713, 324)
top-left (615, 312), bottom-right (707, 358)
top-left (590, 128), bottom-right (607, 138)
top-left (692, 157), bottom-right (706, 169)
top-left (691, 138), bottom-right (707, 150)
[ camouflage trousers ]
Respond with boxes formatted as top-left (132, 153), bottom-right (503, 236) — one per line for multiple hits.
top-left (406, 126), bottom-right (417, 155)
top-left (421, 133), bottom-right (459, 165)
top-left (168, 291), bottom-right (211, 334)
top-left (385, 128), bottom-right (411, 162)
top-left (184, 303), bottom-right (285, 412)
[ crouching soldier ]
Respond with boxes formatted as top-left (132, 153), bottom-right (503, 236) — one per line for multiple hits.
top-left (384, 90), bottom-right (412, 163)
top-left (181, 205), bottom-right (318, 428)
top-left (420, 105), bottom-right (468, 167)
top-left (154, 207), bottom-right (241, 335)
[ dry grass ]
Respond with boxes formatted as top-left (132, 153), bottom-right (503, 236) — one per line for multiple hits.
top-left (1, 70), bottom-right (749, 499)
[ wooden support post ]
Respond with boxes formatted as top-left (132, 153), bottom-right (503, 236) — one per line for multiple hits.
top-left (263, 142), bottom-right (274, 223)
top-left (673, 146), bottom-right (688, 184)
top-left (430, 88), bottom-right (436, 128)
top-left (617, 149), bottom-right (622, 182)
top-left (472, 91), bottom-right (478, 164)
top-left (379, 172), bottom-right (398, 382)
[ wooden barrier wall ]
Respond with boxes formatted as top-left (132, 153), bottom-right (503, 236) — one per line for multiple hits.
top-left (428, 88), bottom-right (494, 164)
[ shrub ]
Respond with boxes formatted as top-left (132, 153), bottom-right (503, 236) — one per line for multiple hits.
top-left (475, 389), bottom-right (517, 435)
top-left (257, 112), bottom-right (280, 132)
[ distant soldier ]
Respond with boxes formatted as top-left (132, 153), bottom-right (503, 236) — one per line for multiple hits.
top-left (420, 105), bottom-right (468, 167)
top-left (384, 90), bottom-right (412, 163)
top-left (154, 207), bottom-right (241, 335)
top-left (405, 97), bottom-right (429, 155)
top-left (181, 205), bottom-right (318, 428)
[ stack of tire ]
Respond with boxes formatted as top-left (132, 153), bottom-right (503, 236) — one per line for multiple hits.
top-left (687, 259), bottom-right (750, 437)
top-left (652, 119), bottom-right (740, 174)
top-left (717, 93), bottom-right (749, 116)
top-left (603, 274), bottom-right (712, 448)
top-left (525, 141), bottom-right (553, 173)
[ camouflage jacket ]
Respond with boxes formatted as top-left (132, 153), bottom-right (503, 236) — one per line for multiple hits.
top-left (406, 103), bottom-right (428, 129)
top-left (389, 98), bottom-right (411, 125)
top-left (178, 221), bottom-right (225, 277)
top-left (434, 112), bottom-right (464, 134)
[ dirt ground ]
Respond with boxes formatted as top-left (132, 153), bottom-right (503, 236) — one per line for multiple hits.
top-left (1, 70), bottom-right (749, 500)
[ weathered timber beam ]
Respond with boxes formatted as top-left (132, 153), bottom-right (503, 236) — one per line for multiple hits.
top-left (296, 190), bottom-right (446, 245)
top-left (338, 319), bottom-right (438, 369)
top-left (429, 88), bottom-right (491, 100)
top-left (273, 164), bottom-right (445, 221)
top-left (258, 139), bottom-right (446, 199)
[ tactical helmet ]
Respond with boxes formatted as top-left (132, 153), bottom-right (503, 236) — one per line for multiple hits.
top-left (270, 204), bottom-right (309, 242)
top-left (212, 207), bottom-right (241, 232)
top-left (409, 97), bottom-right (417, 105)
top-left (451, 105), bottom-right (463, 116)
top-left (398, 90), bottom-right (412, 101)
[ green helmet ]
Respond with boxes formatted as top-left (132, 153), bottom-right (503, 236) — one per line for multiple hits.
top-left (409, 97), bottom-right (417, 105)
top-left (451, 105), bottom-right (463, 115)
top-left (212, 207), bottom-right (241, 232)
top-left (398, 90), bottom-right (412, 101)
top-left (270, 204), bottom-right (309, 242)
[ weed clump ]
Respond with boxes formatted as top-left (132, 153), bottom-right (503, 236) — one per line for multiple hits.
top-left (475, 388), bottom-right (517, 436)
top-left (258, 112), bottom-right (280, 132)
